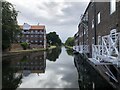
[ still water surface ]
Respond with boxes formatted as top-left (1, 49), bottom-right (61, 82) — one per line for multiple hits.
top-left (2, 47), bottom-right (114, 89)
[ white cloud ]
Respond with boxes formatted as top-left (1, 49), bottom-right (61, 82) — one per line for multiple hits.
top-left (6, 0), bottom-right (90, 42)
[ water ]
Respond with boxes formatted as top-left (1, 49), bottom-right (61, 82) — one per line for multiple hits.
top-left (2, 46), bottom-right (116, 89)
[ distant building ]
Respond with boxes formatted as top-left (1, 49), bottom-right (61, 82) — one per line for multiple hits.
top-left (17, 23), bottom-right (46, 49)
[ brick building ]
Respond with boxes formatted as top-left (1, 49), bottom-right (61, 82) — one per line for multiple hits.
top-left (74, 0), bottom-right (120, 57)
top-left (17, 23), bottom-right (46, 49)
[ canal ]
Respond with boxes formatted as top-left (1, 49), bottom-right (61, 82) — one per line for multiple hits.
top-left (2, 47), bottom-right (115, 89)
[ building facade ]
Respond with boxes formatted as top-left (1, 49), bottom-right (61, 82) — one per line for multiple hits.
top-left (74, 0), bottom-right (120, 57)
top-left (17, 23), bottom-right (46, 49)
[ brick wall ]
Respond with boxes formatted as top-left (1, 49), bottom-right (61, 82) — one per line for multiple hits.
top-left (11, 44), bottom-right (23, 51)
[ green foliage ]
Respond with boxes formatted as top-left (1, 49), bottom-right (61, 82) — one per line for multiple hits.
top-left (2, 60), bottom-right (22, 89)
top-left (66, 49), bottom-right (74, 56)
top-left (20, 42), bottom-right (29, 50)
top-left (46, 32), bottom-right (62, 46)
top-left (2, 1), bottom-right (20, 51)
top-left (65, 37), bottom-right (74, 46)
top-left (46, 47), bottom-right (61, 62)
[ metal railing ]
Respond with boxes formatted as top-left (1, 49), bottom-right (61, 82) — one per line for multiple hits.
top-left (92, 30), bottom-right (120, 66)
top-left (73, 45), bottom-right (89, 53)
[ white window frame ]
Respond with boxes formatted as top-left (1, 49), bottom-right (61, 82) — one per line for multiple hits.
top-left (110, 0), bottom-right (116, 14)
top-left (97, 12), bottom-right (100, 24)
top-left (92, 19), bottom-right (94, 28)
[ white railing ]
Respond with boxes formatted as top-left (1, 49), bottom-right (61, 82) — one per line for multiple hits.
top-left (92, 30), bottom-right (120, 66)
top-left (73, 45), bottom-right (89, 53)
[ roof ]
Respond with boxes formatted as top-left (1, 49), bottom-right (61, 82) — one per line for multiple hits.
top-left (19, 25), bottom-right (45, 30)
top-left (31, 25), bottom-right (45, 30)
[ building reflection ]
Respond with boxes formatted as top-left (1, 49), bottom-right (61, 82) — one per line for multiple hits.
top-left (10, 51), bottom-right (46, 76)
top-left (74, 54), bottom-right (114, 90)
top-left (2, 51), bottom-right (46, 89)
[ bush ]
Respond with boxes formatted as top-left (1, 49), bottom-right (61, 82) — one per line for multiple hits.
top-left (20, 42), bottom-right (29, 50)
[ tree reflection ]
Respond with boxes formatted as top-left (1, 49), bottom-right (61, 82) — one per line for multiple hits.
top-left (65, 48), bottom-right (74, 56)
top-left (2, 59), bottom-right (22, 90)
top-left (46, 47), bottom-right (61, 62)
top-left (2, 51), bottom-right (46, 89)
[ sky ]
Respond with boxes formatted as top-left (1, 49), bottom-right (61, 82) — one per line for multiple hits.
top-left (6, 0), bottom-right (90, 43)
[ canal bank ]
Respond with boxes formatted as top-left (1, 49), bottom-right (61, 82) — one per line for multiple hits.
top-left (2, 46), bottom-right (56, 57)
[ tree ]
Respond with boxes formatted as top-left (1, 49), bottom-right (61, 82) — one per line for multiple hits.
top-left (2, 1), bottom-right (20, 51)
top-left (65, 37), bottom-right (74, 46)
top-left (46, 32), bottom-right (62, 46)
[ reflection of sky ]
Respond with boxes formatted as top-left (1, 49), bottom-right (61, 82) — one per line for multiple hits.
top-left (18, 47), bottom-right (79, 88)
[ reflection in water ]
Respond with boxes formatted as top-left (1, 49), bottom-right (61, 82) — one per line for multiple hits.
top-left (2, 47), bottom-right (79, 88)
top-left (74, 54), bottom-right (115, 90)
top-left (46, 47), bottom-right (61, 61)
top-left (3, 47), bottom-right (119, 89)
top-left (65, 48), bottom-right (74, 56)
top-left (2, 59), bottom-right (22, 90)
top-left (2, 51), bottom-right (46, 89)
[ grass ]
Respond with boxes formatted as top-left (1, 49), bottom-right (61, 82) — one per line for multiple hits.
top-left (9, 48), bottom-right (46, 53)
top-left (65, 45), bottom-right (73, 49)
top-left (3, 45), bottom-right (57, 57)
top-left (9, 45), bottom-right (57, 53)
top-left (47, 46), bottom-right (56, 50)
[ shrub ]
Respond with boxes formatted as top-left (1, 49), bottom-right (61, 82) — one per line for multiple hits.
top-left (20, 42), bottom-right (29, 50)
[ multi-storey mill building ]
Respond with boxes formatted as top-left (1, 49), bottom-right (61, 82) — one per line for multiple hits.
top-left (17, 23), bottom-right (46, 49)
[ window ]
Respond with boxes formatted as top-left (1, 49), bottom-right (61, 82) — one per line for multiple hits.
top-left (31, 30), bottom-right (34, 34)
top-left (35, 35), bottom-right (38, 37)
top-left (98, 36), bottom-right (102, 45)
top-left (39, 35), bottom-right (42, 37)
top-left (110, 0), bottom-right (116, 14)
top-left (92, 19), bottom-right (94, 28)
top-left (97, 12), bottom-right (100, 24)
top-left (26, 39), bottom-right (29, 42)
top-left (31, 35), bottom-right (33, 37)
top-left (26, 35), bottom-right (29, 37)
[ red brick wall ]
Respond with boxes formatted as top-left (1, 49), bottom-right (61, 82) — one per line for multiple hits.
top-left (11, 44), bottom-right (23, 51)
